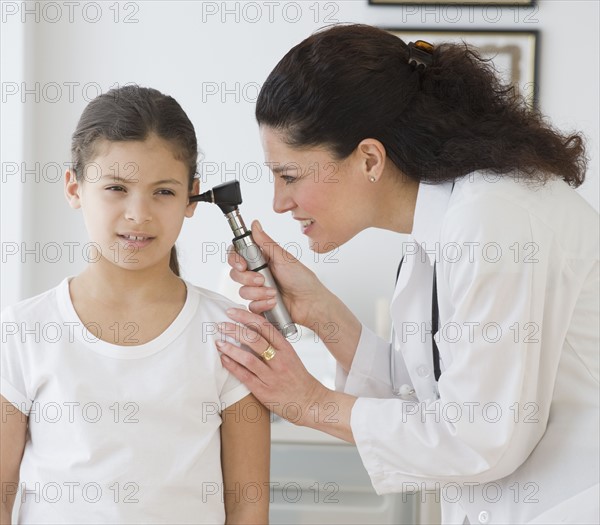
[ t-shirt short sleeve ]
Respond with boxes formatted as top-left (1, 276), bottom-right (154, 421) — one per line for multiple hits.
top-left (219, 369), bottom-right (251, 410)
top-left (201, 292), bottom-right (254, 410)
top-left (1, 307), bottom-right (33, 414)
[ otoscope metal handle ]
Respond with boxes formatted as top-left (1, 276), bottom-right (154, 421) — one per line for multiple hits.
top-left (233, 233), bottom-right (298, 339)
top-left (191, 180), bottom-right (297, 338)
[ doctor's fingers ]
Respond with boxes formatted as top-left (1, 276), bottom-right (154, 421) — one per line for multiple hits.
top-left (216, 341), bottom-right (272, 399)
top-left (227, 246), bottom-right (248, 272)
top-left (237, 284), bottom-right (279, 305)
top-left (216, 322), bottom-right (313, 405)
top-left (225, 307), bottom-right (291, 352)
top-left (217, 341), bottom-right (304, 421)
top-left (215, 321), bottom-right (285, 389)
top-left (219, 311), bottom-right (311, 389)
top-left (217, 319), bottom-right (286, 368)
top-left (227, 250), bottom-right (264, 287)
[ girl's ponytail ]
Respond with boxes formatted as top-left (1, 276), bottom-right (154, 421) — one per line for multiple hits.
top-left (169, 246), bottom-right (180, 277)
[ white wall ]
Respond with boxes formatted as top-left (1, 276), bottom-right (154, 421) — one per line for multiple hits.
top-left (2, 0), bottom-right (599, 340)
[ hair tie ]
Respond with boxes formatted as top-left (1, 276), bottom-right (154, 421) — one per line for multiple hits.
top-left (408, 40), bottom-right (434, 70)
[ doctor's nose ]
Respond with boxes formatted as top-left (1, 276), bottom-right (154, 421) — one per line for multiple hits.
top-left (272, 187), bottom-right (295, 214)
top-left (125, 198), bottom-right (152, 223)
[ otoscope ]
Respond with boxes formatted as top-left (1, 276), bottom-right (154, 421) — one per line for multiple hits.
top-left (190, 181), bottom-right (298, 339)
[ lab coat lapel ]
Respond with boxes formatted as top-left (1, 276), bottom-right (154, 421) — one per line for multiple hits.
top-left (390, 181), bottom-right (455, 402)
top-left (391, 179), bottom-right (454, 302)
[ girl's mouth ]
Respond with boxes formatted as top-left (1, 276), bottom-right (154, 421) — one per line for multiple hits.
top-left (120, 234), bottom-right (152, 241)
top-left (118, 234), bottom-right (155, 249)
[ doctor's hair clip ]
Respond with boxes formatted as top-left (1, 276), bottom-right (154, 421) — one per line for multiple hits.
top-left (408, 40), bottom-right (434, 70)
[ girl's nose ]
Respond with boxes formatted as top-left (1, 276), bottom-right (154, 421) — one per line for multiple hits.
top-left (125, 197), bottom-right (152, 223)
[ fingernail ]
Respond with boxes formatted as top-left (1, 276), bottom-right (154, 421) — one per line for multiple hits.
top-left (220, 354), bottom-right (232, 364)
top-left (226, 308), bottom-right (239, 318)
top-left (267, 298), bottom-right (276, 306)
top-left (266, 288), bottom-right (277, 298)
top-left (254, 276), bottom-right (264, 285)
top-left (254, 220), bottom-right (263, 232)
top-left (215, 340), bottom-right (225, 348)
top-left (236, 263), bottom-right (245, 271)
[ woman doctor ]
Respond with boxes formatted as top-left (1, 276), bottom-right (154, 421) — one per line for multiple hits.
top-left (215, 24), bottom-right (599, 525)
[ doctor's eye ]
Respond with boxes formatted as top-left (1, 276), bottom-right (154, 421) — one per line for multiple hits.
top-left (281, 175), bottom-right (298, 185)
top-left (155, 189), bottom-right (176, 196)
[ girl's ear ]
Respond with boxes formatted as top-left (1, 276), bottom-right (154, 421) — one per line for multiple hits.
top-left (185, 178), bottom-right (200, 217)
top-left (64, 170), bottom-right (82, 209)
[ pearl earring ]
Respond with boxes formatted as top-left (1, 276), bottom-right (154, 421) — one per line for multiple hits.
top-left (369, 176), bottom-right (377, 183)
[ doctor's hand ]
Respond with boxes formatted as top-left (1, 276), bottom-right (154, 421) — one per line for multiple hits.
top-left (216, 307), bottom-right (331, 427)
top-left (227, 220), bottom-right (332, 328)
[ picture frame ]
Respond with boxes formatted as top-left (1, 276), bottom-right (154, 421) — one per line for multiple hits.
top-left (387, 29), bottom-right (539, 106)
top-left (370, 0), bottom-right (536, 6)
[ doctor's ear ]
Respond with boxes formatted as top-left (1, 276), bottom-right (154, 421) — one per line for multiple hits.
top-left (356, 139), bottom-right (386, 183)
top-left (64, 169), bottom-right (82, 209)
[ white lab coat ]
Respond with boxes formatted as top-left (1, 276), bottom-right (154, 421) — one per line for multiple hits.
top-left (337, 171), bottom-right (599, 524)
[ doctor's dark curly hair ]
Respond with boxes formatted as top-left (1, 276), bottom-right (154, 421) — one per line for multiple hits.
top-left (256, 24), bottom-right (586, 187)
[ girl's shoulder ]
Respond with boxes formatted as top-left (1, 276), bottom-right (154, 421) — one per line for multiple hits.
top-left (183, 280), bottom-right (244, 315)
top-left (1, 278), bottom-right (67, 322)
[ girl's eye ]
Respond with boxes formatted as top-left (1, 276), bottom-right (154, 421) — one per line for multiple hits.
top-left (106, 186), bottom-right (125, 192)
top-left (156, 189), bottom-right (175, 196)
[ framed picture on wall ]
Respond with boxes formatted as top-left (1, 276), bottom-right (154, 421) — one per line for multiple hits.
top-left (370, 1), bottom-right (536, 6)
top-left (387, 29), bottom-right (539, 106)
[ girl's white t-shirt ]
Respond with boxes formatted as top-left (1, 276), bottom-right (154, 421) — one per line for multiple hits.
top-left (1, 277), bottom-right (251, 524)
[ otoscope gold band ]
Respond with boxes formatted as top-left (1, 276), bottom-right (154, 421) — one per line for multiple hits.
top-left (261, 345), bottom-right (277, 361)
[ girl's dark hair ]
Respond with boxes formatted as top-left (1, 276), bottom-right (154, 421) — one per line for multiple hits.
top-left (71, 85), bottom-right (198, 276)
top-left (256, 24), bottom-right (586, 187)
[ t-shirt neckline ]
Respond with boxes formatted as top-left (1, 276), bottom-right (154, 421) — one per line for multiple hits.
top-left (56, 276), bottom-right (199, 359)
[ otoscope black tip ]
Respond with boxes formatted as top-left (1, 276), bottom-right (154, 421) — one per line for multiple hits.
top-left (189, 190), bottom-right (213, 203)
top-left (189, 181), bottom-right (242, 214)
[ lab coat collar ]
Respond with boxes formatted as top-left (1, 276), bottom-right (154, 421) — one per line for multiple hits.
top-left (410, 180), bottom-right (455, 266)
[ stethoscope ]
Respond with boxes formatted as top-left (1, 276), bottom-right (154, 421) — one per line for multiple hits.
top-left (390, 182), bottom-right (453, 399)
top-left (390, 257), bottom-right (442, 399)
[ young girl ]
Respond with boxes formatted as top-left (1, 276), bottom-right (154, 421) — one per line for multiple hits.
top-left (0, 86), bottom-right (270, 524)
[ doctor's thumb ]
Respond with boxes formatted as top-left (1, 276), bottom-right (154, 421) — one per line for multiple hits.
top-left (252, 220), bottom-right (275, 250)
top-left (251, 220), bottom-right (292, 264)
